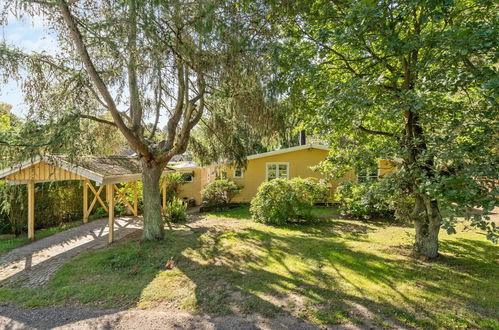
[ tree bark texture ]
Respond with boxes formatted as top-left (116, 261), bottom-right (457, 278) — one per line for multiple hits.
top-left (412, 194), bottom-right (441, 258)
top-left (141, 160), bottom-right (165, 241)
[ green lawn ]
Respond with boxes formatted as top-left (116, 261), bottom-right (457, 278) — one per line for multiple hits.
top-left (202, 204), bottom-right (337, 219)
top-left (0, 221), bottom-right (82, 255)
top-left (0, 206), bottom-right (497, 328)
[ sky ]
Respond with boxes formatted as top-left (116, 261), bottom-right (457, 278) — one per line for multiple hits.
top-left (0, 12), bottom-right (58, 118)
top-left (0, 11), bottom-right (166, 126)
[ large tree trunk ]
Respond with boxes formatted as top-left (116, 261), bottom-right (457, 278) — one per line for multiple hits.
top-left (412, 194), bottom-right (442, 259)
top-left (141, 160), bottom-right (164, 241)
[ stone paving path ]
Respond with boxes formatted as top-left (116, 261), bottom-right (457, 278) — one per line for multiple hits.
top-left (0, 217), bottom-right (142, 288)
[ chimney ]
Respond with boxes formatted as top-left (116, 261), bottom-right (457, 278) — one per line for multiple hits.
top-left (299, 130), bottom-right (306, 145)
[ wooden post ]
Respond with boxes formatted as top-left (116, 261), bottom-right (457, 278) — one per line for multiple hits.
top-left (162, 177), bottom-right (167, 215)
top-left (107, 184), bottom-right (114, 243)
top-left (83, 180), bottom-right (89, 223)
top-left (27, 181), bottom-right (35, 241)
top-left (133, 181), bottom-right (138, 216)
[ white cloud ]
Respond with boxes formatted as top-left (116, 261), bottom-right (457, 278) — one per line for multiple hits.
top-left (1, 11), bottom-right (58, 55)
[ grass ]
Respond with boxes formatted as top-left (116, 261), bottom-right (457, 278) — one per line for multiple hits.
top-left (0, 221), bottom-right (82, 255)
top-left (201, 204), bottom-right (338, 220)
top-left (0, 205), bottom-right (497, 329)
top-left (201, 204), bottom-right (252, 219)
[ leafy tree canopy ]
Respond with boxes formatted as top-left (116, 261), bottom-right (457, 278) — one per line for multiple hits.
top-left (270, 0), bottom-right (498, 257)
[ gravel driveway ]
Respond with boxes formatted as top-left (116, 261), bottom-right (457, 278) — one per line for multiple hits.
top-left (0, 304), bottom-right (359, 330)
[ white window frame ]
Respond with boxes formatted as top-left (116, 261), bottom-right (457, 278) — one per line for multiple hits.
top-left (216, 168), bottom-right (227, 180)
top-left (182, 172), bottom-right (193, 182)
top-left (233, 167), bottom-right (244, 179)
top-left (266, 162), bottom-right (289, 181)
top-left (356, 166), bottom-right (379, 183)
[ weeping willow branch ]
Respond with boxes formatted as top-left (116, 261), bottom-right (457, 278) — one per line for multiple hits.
top-left (78, 114), bottom-right (117, 127)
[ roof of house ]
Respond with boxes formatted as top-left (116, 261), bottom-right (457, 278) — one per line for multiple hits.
top-left (167, 144), bottom-right (329, 169)
top-left (246, 144), bottom-right (328, 160)
top-left (0, 154), bottom-right (174, 185)
top-left (171, 161), bottom-right (199, 170)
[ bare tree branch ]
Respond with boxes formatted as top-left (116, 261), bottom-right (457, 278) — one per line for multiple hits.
top-left (148, 68), bottom-right (162, 140)
top-left (78, 114), bottom-right (117, 127)
top-left (164, 59), bottom-right (185, 150)
top-left (358, 125), bottom-right (396, 138)
top-left (128, 0), bottom-right (143, 133)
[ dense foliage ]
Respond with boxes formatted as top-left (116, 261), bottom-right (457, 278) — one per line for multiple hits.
top-left (336, 181), bottom-right (392, 220)
top-left (270, 0), bottom-right (498, 257)
top-left (336, 178), bottom-right (415, 222)
top-left (201, 179), bottom-right (242, 209)
top-left (250, 178), bottom-right (328, 225)
top-left (0, 181), bottom-right (83, 235)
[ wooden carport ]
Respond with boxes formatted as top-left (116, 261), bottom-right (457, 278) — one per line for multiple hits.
top-left (0, 155), bottom-right (172, 243)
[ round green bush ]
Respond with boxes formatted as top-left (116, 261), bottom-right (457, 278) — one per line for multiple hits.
top-left (250, 178), bottom-right (328, 225)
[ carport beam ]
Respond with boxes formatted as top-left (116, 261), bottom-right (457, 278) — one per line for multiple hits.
top-left (27, 181), bottom-right (35, 241)
top-left (133, 181), bottom-right (138, 216)
top-left (107, 184), bottom-right (114, 243)
top-left (83, 179), bottom-right (89, 223)
top-left (162, 177), bottom-right (167, 215)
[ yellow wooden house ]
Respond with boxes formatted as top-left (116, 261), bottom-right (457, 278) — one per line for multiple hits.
top-left (175, 144), bottom-right (396, 205)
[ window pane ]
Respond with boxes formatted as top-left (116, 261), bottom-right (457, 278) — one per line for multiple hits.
top-left (267, 164), bottom-right (277, 180)
top-left (278, 164), bottom-right (288, 178)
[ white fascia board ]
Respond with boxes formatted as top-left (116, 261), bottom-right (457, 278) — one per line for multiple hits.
top-left (0, 155), bottom-right (105, 184)
top-left (246, 144), bottom-right (329, 160)
top-left (102, 173), bottom-right (143, 185)
top-left (174, 166), bottom-right (200, 170)
top-left (0, 156), bottom-right (43, 179)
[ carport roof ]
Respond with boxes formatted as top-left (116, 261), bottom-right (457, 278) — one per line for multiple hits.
top-left (0, 154), bottom-right (174, 185)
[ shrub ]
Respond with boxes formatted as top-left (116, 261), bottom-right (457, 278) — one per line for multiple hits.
top-left (201, 179), bottom-right (242, 209)
top-left (0, 181), bottom-right (83, 235)
top-left (166, 197), bottom-right (188, 223)
top-left (250, 178), bottom-right (328, 225)
top-left (336, 180), bottom-right (397, 220)
top-left (0, 183), bottom-right (26, 235)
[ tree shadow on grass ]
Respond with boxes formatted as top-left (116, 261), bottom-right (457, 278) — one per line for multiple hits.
top-left (164, 223), bottom-right (497, 328)
top-left (0, 219), bottom-right (496, 329)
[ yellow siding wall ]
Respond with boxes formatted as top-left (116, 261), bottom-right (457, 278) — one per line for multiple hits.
top-left (175, 149), bottom-right (396, 205)
top-left (176, 165), bottom-right (217, 205)
top-left (175, 167), bottom-right (203, 205)
top-left (229, 148), bottom-right (322, 202)
top-left (378, 159), bottom-right (397, 177)
top-left (227, 148), bottom-right (353, 203)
